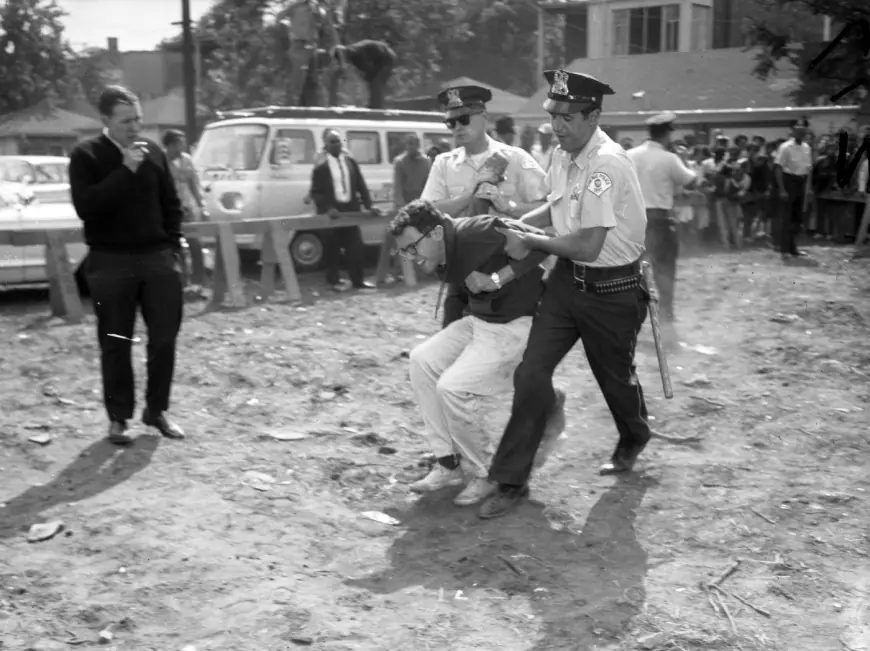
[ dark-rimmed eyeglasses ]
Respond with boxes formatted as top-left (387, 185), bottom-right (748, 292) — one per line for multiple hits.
top-left (444, 115), bottom-right (472, 130)
top-left (393, 229), bottom-right (433, 259)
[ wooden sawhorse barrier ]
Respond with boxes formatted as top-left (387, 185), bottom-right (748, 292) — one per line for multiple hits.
top-left (0, 227), bottom-right (86, 322)
top-left (0, 213), bottom-right (418, 322)
top-left (184, 212), bottom-right (417, 308)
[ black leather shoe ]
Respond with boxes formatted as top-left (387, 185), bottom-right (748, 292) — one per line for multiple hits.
top-left (142, 410), bottom-right (185, 439)
top-left (599, 443), bottom-right (647, 475)
top-left (478, 484), bottom-right (530, 520)
top-left (107, 421), bottom-right (134, 446)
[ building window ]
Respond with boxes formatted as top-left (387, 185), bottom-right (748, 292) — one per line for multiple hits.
top-left (664, 5), bottom-right (680, 51)
top-left (691, 4), bottom-right (711, 51)
top-left (612, 5), bottom-right (680, 55)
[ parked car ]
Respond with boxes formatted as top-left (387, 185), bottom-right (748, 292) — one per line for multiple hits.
top-left (0, 182), bottom-right (85, 287)
top-left (0, 155), bottom-right (71, 204)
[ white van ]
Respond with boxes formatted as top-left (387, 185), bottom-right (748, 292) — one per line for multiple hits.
top-left (191, 106), bottom-right (451, 269)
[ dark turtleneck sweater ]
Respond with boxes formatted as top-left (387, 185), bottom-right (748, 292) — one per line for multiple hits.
top-left (68, 134), bottom-right (183, 253)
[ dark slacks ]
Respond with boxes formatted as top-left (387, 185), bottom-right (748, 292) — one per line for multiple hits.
top-left (644, 209), bottom-right (679, 323)
top-left (324, 224), bottom-right (365, 287)
top-left (85, 249), bottom-right (184, 423)
top-left (780, 174), bottom-right (807, 255)
top-left (488, 262), bottom-right (651, 487)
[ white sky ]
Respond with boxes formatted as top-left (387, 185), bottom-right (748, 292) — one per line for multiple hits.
top-left (60, 0), bottom-right (216, 51)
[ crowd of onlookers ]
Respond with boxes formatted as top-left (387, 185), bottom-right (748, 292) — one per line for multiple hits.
top-left (486, 120), bottom-right (869, 253)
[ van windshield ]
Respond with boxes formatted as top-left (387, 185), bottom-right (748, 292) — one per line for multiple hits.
top-left (193, 124), bottom-right (268, 172)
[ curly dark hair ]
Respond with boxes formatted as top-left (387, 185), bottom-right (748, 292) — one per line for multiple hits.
top-left (388, 199), bottom-right (447, 237)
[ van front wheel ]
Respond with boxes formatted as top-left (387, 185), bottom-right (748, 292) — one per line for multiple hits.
top-left (290, 231), bottom-right (324, 271)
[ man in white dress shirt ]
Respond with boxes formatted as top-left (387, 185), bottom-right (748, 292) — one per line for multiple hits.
top-left (627, 111), bottom-right (698, 342)
top-left (774, 117), bottom-right (814, 262)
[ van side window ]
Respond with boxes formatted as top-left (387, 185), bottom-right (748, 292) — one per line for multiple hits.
top-left (387, 131), bottom-right (415, 163)
top-left (424, 132), bottom-right (451, 153)
top-left (347, 131), bottom-right (381, 164)
top-left (269, 129), bottom-right (316, 165)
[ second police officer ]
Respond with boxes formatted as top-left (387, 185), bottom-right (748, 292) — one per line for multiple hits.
top-left (419, 85), bottom-right (548, 219)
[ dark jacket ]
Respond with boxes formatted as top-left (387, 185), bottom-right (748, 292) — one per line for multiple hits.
top-left (440, 215), bottom-right (548, 328)
top-left (68, 134), bottom-right (183, 253)
top-left (310, 154), bottom-right (372, 214)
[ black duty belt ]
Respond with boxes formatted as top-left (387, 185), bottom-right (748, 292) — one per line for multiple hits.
top-left (559, 259), bottom-right (643, 295)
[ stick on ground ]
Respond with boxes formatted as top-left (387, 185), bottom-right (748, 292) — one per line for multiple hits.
top-left (715, 591), bottom-right (738, 633)
top-left (751, 509), bottom-right (777, 525)
top-left (498, 554), bottom-right (527, 577)
top-left (711, 559), bottom-right (742, 587)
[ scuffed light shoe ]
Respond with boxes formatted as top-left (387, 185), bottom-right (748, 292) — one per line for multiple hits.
top-left (410, 465), bottom-right (463, 493)
top-left (453, 477), bottom-right (496, 506)
top-left (534, 388), bottom-right (567, 469)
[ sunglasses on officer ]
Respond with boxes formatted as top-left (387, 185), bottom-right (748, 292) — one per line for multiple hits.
top-left (444, 114), bottom-right (473, 130)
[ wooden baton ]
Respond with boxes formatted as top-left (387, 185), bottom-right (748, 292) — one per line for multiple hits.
top-left (641, 261), bottom-right (674, 399)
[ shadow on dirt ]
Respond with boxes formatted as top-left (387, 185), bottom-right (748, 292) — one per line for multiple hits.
top-left (0, 434), bottom-right (160, 540)
top-left (348, 474), bottom-right (655, 650)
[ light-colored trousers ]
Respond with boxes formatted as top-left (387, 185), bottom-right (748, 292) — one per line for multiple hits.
top-left (408, 315), bottom-right (533, 478)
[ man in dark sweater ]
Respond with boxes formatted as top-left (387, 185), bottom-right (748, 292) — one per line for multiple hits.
top-left (392, 199), bottom-right (561, 507)
top-left (68, 85), bottom-right (186, 446)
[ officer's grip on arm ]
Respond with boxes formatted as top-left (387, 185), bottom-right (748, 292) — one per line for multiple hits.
top-left (428, 193), bottom-right (475, 217)
top-left (519, 227), bottom-right (608, 263)
top-left (494, 221), bottom-right (550, 284)
top-left (516, 202), bottom-right (552, 228)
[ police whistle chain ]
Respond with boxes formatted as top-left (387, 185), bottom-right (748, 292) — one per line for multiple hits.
top-left (641, 261), bottom-right (674, 400)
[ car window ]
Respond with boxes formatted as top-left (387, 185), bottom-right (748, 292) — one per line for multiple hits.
top-left (0, 161), bottom-right (34, 184)
top-left (387, 132), bottom-right (416, 163)
top-left (268, 129), bottom-right (316, 166)
top-left (346, 131), bottom-right (381, 164)
top-left (33, 163), bottom-right (69, 184)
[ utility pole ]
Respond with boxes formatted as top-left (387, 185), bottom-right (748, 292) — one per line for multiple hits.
top-left (181, 0), bottom-right (198, 146)
top-left (536, 4), bottom-right (545, 84)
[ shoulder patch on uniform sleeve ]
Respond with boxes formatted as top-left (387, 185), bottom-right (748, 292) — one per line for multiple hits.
top-left (586, 171), bottom-right (612, 197)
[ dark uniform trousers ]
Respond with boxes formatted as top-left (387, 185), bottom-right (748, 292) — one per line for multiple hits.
top-left (780, 173), bottom-right (807, 255)
top-left (488, 260), bottom-right (652, 487)
top-left (324, 205), bottom-right (366, 287)
top-left (85, 249), bottom-right (184, 422)
top-left (643, 208), bottom-right (678, 323)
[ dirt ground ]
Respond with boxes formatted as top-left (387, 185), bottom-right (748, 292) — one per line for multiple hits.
top-left (1, 244), bottom-right (869, 651)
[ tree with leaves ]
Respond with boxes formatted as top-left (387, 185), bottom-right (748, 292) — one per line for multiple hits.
top-left (160, 0), bottom-right (564, 112)
top-left (747, 0), bottom-right (870, 122)
top-left (0, 0), bottom-right (79, 114)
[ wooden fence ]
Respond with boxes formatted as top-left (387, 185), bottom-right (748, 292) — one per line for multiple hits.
top-left (0, 212), bottom-right (417, 324)
top-left (1, 196), bottom-right (868, 324)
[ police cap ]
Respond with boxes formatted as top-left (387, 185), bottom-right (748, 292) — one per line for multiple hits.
top-left (495, 116), bottom-right (515, 134)
top-left (644, 111), bottom-right (677, 129)
top-left (542, 69), bottom-right (614, 114)
top-left (437, 85), bottom-right (493, 118)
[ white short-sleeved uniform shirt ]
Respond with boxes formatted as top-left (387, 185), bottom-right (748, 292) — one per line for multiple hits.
top-left (420, 136), bottom-right (547, 216)
top-left (774, 138), bottom-right (812, 176)
top-left (627, 140), bottom-right (697, 210)
top-left (545, 127), bottom-right (647, 267)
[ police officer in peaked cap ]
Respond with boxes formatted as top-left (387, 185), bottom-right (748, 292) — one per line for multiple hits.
top-left (419, 84), bottom-right (547, 219)
top-left (480, 69), bottom-right (654, 519)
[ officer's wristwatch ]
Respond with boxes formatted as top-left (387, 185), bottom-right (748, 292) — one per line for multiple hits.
top-left (491, 272), bottom-right (502, 289)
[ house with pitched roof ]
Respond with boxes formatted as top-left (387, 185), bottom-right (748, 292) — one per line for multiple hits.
top-left (390, 77), bottom-right (530, 118)
top-left (521, 0), bottom-right (858, 143)
top-left (0, 101), bottom-right (103, 156)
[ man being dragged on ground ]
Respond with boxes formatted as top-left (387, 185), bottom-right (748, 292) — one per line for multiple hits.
top-left (391, 199), bottom-right (566, 507)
